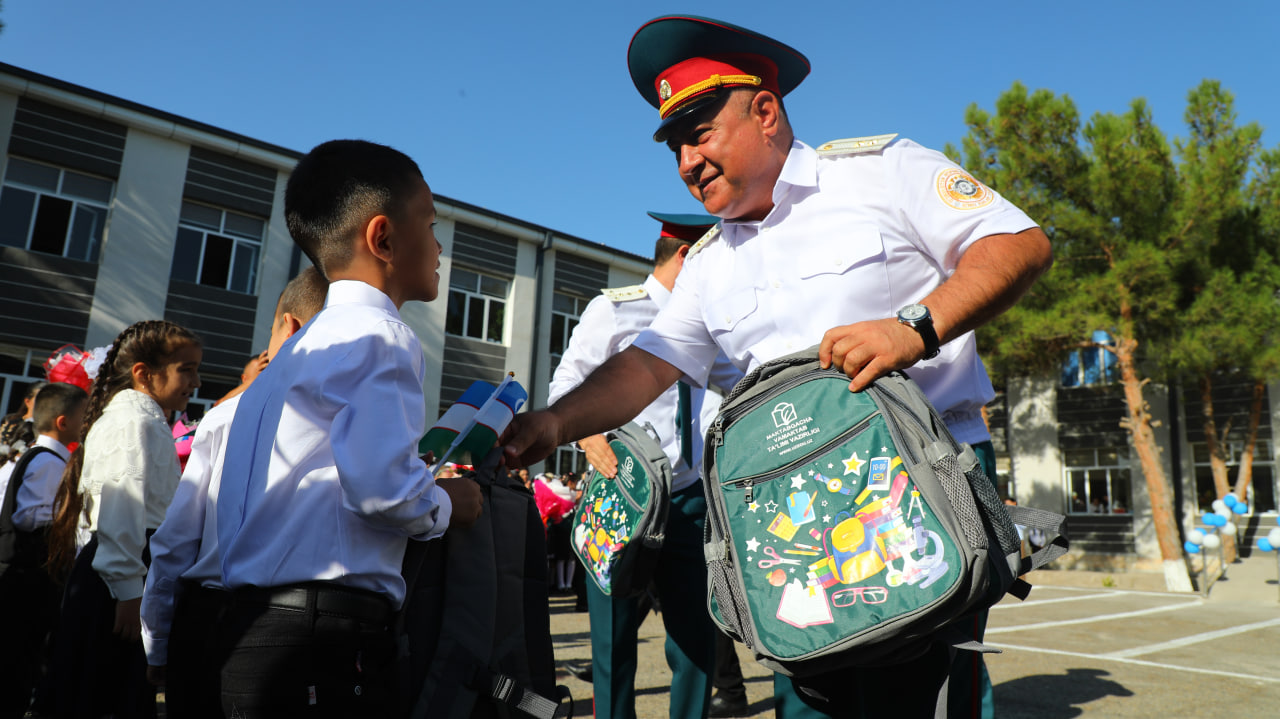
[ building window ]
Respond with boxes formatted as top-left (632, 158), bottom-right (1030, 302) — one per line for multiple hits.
top-left (0, 156), bottom-right (112, 262)
top-left (1063, 446), bottom-right (1131, 514)
top-left (170, 201), bottom-right (265, 294)
top-left (1191, 441), bottom-right (1276, 515)
top-left (446, 268), bottom-right (508, 343)
top-left (550, 292), bottom-right (589, 364)
top-left (1061, 330), bottom-right (1118, 387)
top-left (548, 445), bottom-right (589, 479)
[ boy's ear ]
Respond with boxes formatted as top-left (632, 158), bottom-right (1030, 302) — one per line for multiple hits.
top-left (54, 414), bottom-right (70, 432)
top-left (281, 312), bottom-right (305, 338)
top-left (363, 214), bottom-right (395, 264)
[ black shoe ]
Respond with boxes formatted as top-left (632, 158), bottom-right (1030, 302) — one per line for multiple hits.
top-left (566, 660), bottom-right (593, 682)
top-left (709, 693), bottom-right (749, 718)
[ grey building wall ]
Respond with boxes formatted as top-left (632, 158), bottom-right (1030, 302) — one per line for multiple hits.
top-left (86, 128), bottom-right (186, 347)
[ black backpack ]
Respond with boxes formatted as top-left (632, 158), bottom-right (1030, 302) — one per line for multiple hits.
top-left (0, 445), bottom-right (57, 577)
top-left (399, 449), bottom-right (571, 719)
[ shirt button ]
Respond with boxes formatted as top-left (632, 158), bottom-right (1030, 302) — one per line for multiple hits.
top-left (833, 258), bottom-right (843, 266)
top-left (762, 226), bottom-right (771, 233)
top-left (724, 316), bottom-right (732, 323)
top-left (786, 341), bottom-right (794, 349)
top-left (772, 280), bottom-right (781, 288)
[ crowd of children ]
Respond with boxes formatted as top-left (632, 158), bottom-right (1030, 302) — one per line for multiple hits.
top-left (0, 139), bottom-right (484, 718)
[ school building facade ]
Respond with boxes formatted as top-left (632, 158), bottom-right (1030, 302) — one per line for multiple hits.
top-left (0, 62), bottom-right (648, 479)
top-left (1, 62), bottom-right (1275, 569)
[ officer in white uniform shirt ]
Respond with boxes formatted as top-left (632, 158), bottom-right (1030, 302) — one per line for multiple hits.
top-left (505, 15), bottom-right (1054, 719)
top-left (549, 212), bottom-right (742, 719)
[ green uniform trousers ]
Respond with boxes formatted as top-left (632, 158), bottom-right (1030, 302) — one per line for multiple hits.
top-left (586, 483), bottom-right (715, 719)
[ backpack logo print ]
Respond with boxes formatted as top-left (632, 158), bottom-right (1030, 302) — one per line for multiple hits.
top-left (772, 402), bottom-right (798, 428)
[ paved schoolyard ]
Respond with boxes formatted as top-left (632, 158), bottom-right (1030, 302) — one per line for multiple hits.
top-left (550, 553), bottom-right (1280, 718)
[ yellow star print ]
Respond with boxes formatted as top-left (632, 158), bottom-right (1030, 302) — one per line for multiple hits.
top-left (843, 451), bottom-right (865, 476)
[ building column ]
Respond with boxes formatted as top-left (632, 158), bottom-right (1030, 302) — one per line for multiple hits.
top-left (1008, 374), bottom-right (1064, 514)
top-left (85, 129), bottom-right (187, 347)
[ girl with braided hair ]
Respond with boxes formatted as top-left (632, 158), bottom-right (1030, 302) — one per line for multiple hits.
top-left (47, 320), bottom-right (201, 719)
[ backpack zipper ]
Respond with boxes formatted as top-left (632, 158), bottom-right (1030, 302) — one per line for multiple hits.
top-left (722, 414), bottom-right (876, 503)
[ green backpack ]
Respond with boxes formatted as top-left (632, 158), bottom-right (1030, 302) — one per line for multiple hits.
top-left (703, 350), bottom-right (1067, 677)
top-left (571, 422), bottom-right (672, 598)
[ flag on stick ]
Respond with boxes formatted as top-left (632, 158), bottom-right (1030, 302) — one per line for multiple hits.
top-left (427, 373), bottom-right (527, 471)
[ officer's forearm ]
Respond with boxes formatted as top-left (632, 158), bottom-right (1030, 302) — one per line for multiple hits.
top-left (924, 227), bottom-right (1052, 343)
top-left (547, 345), bottom-right (681, 445)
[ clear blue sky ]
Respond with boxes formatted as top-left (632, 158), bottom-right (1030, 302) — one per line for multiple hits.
top-left (3, 1), bottom-right (1277, 259)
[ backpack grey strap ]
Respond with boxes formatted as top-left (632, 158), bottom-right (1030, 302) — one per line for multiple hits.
top-left (482, 670), bottom-right (566, 719)
top-left (1007, 505), bottom-right (1070, 573)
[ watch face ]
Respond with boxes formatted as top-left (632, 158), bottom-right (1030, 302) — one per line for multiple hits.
top-left (899, 304), bottom-right (928, 322)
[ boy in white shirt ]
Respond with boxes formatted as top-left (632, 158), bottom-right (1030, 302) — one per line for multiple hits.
top-left (0, 381), bottom-right (87, 718)
top-left (141, 266), bottom-right (328, 717)
top-left (214, 140), bottom-right (483, 717)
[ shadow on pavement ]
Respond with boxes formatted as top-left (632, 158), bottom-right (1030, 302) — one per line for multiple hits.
top-left (994, 668), bottom-right (1134, 718)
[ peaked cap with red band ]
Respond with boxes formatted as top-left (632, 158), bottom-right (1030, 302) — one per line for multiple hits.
top-left (628, 15), bottom-right (811, 142)
top-left (647, 211), bottom-right (717, 243)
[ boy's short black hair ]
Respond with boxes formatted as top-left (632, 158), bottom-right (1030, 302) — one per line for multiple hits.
top-left (285, 140), bottom-right (424, 277)
top-left (276, 266), bottom-right (329, 325)
top-left (32, 382), bottom-right (87, 434)
top-left (654, 236), bottom-right (693, 267)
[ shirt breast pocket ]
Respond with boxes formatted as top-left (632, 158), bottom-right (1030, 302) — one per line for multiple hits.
top-left (705, 287), bottom-right (759, 336)
top-left (797, 226), bottom-right (886, 280)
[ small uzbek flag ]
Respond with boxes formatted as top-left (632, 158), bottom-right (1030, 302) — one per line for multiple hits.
top-left (419, 380), bottom-right (493, 458)
top-left (420, 375), bottom-right (527, 468)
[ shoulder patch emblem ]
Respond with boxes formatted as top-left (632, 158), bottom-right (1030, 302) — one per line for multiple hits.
top-left (686, 225), bottom-right (721, 259)
top-left (816, 133), bottom-right (898, 157)
top-left (602, 285), bottom-right (647, 302)
top-left (936, 168), bottom-right (995, 211)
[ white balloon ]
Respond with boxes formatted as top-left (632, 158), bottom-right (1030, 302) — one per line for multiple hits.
top-left (1268, 528), bottom-right (1280, 546)
top-left (1223, 521), bottom-right (1237, 535)
top-left (1212, 499), bottom-right (1227, 514)
top-left (1188, 529), bottom-right (1206, 544)
top-left (1202, 533), bottom-right (1222, 550)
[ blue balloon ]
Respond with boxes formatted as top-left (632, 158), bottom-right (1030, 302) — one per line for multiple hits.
top-left (1259, 538), bottom-right (1275, 553)
top-left (1184, 541), bottom-right (1202, 554)
top-left (1224, 494), bottom-right (1241, 509)
top-left (1201, 512), bottom-right (1216, 525)
top-left (1207, 514), bottom-right (1227, 527)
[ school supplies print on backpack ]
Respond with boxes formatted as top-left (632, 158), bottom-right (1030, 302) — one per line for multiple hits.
top-left (571, 422), bottom-right (672, 598)
top-left (702, 349), bottom-right (1067, 677)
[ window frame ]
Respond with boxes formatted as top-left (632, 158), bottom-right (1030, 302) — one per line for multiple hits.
top-left (171, 200), bottom-right (266, 294)
top-left (445, 267), bottom-right (510, 344)
top-left (1062, 446), bottom-right (1133, 515)
top-left (0, 156), bottom-right (113, 262)
top-left (549, 291), bottom-right (590, 365)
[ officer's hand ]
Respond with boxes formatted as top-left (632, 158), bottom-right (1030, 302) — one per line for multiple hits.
top-left (819, 318), bottom-right (928, 392)
top-left (578, 434), bottom-right (617, 478)
top-left (438, 476), bottom-right (483, 530)
top-left (113, 597), bottom-right (143, 641)
top-left (501, 410), bottom-right (564, 469)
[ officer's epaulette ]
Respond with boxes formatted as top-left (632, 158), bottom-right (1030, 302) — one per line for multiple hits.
top-left (686, 224), bottom-right (721, 260)
top-left (602, 285), bottom-right (648, 302)
top-left (816, 133), bottom-right (898, 157)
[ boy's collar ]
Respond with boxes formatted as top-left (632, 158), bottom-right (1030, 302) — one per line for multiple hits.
top-left (325, 280), bottom-right (400, 315)
top-left (35, 434), bottom-right (71, 460)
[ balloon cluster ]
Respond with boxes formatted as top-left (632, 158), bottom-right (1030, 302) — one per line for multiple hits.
top-left (1184, 494), bottom-right (1247, 554)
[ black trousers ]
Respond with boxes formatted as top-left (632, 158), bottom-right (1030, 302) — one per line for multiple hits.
top-left (0, 564), bottom-right (58, 719)
top-left (215, 584), bottom-right (398, 718)
top-left (166, 583), bottom-right (230, 719)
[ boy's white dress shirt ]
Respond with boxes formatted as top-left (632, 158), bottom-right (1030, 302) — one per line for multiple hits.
top-left (141, 395), bottom-right (238, 666)
top-left (0, 435), bottom-right (70, 531)
top-left (216, 280), bottom-right (452, 608)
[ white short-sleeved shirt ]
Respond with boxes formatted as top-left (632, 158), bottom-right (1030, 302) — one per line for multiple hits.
top-left (216, 280), bottom-right (452, 608)
top-left (141, 395), bottom-right (237, 665)
top-left (549, 274), bottom-right (740, 492)
top-left (633, 138), bottom-right (1038, 444)
top-left (0, 435), bottom-right (70, 531)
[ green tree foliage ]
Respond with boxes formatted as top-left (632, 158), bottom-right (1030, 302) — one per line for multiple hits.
top-left (949, 82), bottom-right (1280, 589)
